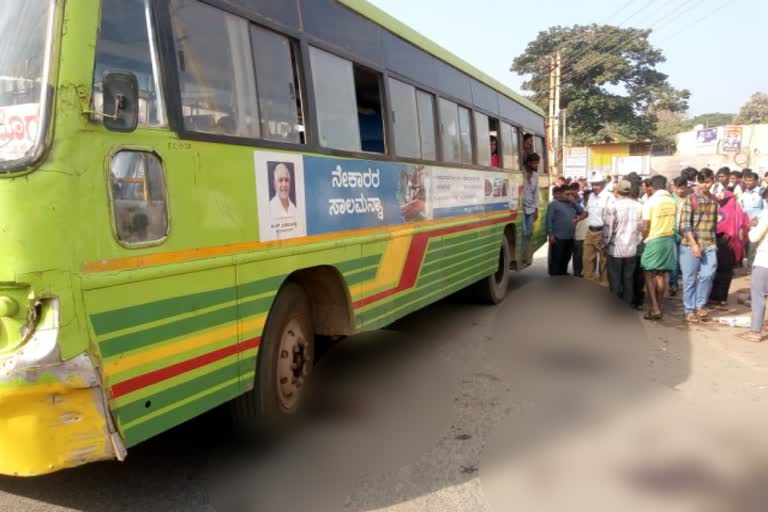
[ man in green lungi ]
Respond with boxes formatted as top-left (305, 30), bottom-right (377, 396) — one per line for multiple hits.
top-left (640, 175), bottom-right (679, 320)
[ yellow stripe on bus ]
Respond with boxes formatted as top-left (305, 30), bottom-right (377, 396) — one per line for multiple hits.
top-left (82, 211), bottom-right (511, 274)
top-left (356, 231), bottom-right (413, 298)
top-left (104, 315), bottom-right (266, 378)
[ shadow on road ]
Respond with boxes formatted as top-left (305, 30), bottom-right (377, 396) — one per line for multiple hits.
top-left (0, 260), bottom-right (712, 512)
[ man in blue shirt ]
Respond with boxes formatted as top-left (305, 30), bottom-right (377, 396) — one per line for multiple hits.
top-left (547, 186), bottom-right (588, 276)
top-left (740, 170), bottom-right (764, 271)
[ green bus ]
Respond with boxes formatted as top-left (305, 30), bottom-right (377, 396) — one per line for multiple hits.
top-left (0, 0), bottom-right (548, 476)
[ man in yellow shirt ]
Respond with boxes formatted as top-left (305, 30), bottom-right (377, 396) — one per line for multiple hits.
top-left (640, 175), bottom-right (678, 320)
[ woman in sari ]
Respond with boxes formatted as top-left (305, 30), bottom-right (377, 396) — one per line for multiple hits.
top-left (709, 191), bottom-right (751, 308)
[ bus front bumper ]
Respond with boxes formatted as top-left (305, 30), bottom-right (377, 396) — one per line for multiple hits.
top-left (0, 308), bottom-right (126, 477)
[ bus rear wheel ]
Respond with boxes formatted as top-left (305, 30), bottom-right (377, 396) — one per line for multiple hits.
top-left (231, 282), bottom-right (314, 433)
top-left (474, 235), bottom-right (511, 305)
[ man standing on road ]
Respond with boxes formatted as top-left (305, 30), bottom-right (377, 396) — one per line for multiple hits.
top-left (603, 180), bottom-right (644, 306)
top-left (583, 172), bottom-right (613, 285)
top-left (547, 186), bottom-right (587, 276)
top-left (522, 152), bottom-right (541, 265)
top-left (740, 170), bottom-right (764, 271)
top-left (712, 167), bottom-right (731, 198)
top-left (679, 168), bottom-right (719, 323)
top-left (669, 175), bottom-right (690, 296)
top-left (740, 207), bottom-right (768, 342)
top-left (640, 175), bottom-right (678, 320)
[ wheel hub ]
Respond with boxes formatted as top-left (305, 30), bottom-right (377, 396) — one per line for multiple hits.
top-left (276, 318), bottom-right (311, 412)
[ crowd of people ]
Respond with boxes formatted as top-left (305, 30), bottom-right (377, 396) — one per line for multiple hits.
top-left (546, 166), bottom-right (768, 342)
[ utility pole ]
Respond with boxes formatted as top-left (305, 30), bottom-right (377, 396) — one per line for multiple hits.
top-left (553, 50), bottom-right (561, 177)
top-left (547, 55), bottom-right (555, 175)
top-left (561, 108), bottom-right (567, 148)
top-left (546, 51), bottom-right (562, 177)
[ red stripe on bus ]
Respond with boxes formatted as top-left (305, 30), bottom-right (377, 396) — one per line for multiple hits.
top-left (110, 337), bottom-right (261, 400)
top-left (352, 235), bottom-right (429, 309)
top-left (352, 215), bottom-right (513, 309)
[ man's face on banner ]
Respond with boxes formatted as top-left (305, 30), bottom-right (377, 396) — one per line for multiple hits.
top-left (274, 164), bottom-right (292, 202)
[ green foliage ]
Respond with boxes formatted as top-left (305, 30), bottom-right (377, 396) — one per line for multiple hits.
top-left (654, 110), bottom-right (687, 142)
top-left (512, 24), bottom-right (690, 145)
top-left (734, 92), bottom-right (768, 125)
top-left (685, 112), bottom-right (735, 129)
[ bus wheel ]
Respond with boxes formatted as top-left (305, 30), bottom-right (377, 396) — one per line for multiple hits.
top-left (475, 235), bottom-right (511, 305)
top-left (232, 282), bottom-right (314, 432)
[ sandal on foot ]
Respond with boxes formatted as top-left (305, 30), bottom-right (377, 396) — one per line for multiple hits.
top-left (737, 331), bottom-right (764, 343)
top-left (685, 312), bottom-right (700, 323)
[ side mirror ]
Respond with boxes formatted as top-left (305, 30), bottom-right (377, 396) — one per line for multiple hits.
top-left (103, 71), bottom-right (139, 133)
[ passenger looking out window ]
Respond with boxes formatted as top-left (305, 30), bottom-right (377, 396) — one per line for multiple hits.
top-left (490, 135), bottom-right (499, 168)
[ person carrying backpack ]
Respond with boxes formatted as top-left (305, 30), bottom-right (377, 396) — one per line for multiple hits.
top-left (679, 168), bottom-right (719, 323)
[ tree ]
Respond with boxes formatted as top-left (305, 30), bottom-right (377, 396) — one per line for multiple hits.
top-left (654, 110), bottom-right (687, 142)
top-left (653, 112), bottom-right (735, 142)
top-left (685, 113), bottom-right (735, 129)
top-left (511, 25), bottom-right (690, 145)
top-left (734, 92), bottom-right (768, 125)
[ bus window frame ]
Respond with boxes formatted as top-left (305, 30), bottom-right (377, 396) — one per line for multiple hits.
top-left (0, 0), bottom-right (59, 176)
top-left (150, 0), bottom-right (545, 172)
top-left (105, 146), bottom-right (171, 249)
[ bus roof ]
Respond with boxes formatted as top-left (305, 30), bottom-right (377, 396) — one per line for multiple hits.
top-left (338, 0), bottom-right (545, 117)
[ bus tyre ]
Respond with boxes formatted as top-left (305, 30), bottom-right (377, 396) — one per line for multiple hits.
top-left (231, 282), bottom-right (314, 434)
top-left (475, 235), bottom-right (511, 305)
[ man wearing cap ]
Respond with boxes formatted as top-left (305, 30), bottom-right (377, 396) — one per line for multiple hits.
top-left (583, 172), bottom-right (613, 284)
top-left (603, 180), bottom-right (644, 306)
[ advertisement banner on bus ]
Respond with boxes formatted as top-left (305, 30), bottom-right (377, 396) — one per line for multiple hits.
top-left (427, 168), bottom-right (511, 219)
top-left (303, 156), bottom-right (405, 235)
top-left (254, 152), bottom-right (308, 242)
top-left (255, 151), bottom-right (513, 240)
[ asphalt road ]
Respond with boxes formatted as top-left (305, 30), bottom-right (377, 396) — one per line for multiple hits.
top-left (2, 258), bottom-right (768, 511)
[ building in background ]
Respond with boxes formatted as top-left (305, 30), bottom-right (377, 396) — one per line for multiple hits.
top-left (563, 142), bottom-right (652, 180)
top-left (652, 124), bottom-right (768, 178)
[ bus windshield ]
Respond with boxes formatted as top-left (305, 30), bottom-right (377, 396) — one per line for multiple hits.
top-left (0, 0), bottom-right (54, 169)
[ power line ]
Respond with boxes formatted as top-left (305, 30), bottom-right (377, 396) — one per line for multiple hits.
top-left (562, 0), bottom-right (664, 67)
top-left (556, 0), bottom-right (703, 85)
top-left (655, 0), bottom-right (733, 45)
top-left (558, 0), bottom-right (702, 84)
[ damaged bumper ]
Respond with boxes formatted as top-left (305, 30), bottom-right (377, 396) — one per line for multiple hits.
top-left (0, 300), bottom-right (125, 476)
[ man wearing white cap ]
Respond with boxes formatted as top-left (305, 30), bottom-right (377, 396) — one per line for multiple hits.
top-left (583, 172), bottom-right (613, 284)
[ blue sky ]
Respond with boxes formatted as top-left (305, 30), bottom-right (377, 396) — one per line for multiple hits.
top-left (369, 0), bottom-right (767, 116)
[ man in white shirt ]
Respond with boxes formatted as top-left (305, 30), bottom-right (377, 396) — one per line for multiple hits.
top-left (741, 209), bottom-right (768, 342)
top-left (268, 163), bottom-right (304, 239)
top-left (583, 172), bottom-right (613, 285)
top-left (603, 180), bottom-right (644, 305)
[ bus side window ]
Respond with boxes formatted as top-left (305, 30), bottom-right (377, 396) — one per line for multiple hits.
top-left (438, 99), bottom-right (473, 165)
top-left (388, 79), bottom-right (437, 161)
top-left (250, 25), bottom-right (306, 144)
top-left (170, 0), bottom-right (260, 138)
top-left (92, 0), bottom-right (165, 127)
top-left (474, 111), bottom-right (492, 167)
top-left (500, 122), bottom-right (520, 171)
top-left (110, 151), bottom-right (169, 245)
top-left (534, 136), bottom-right (545, 173)
top-left (309, 46), bottom-right (386, 154)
